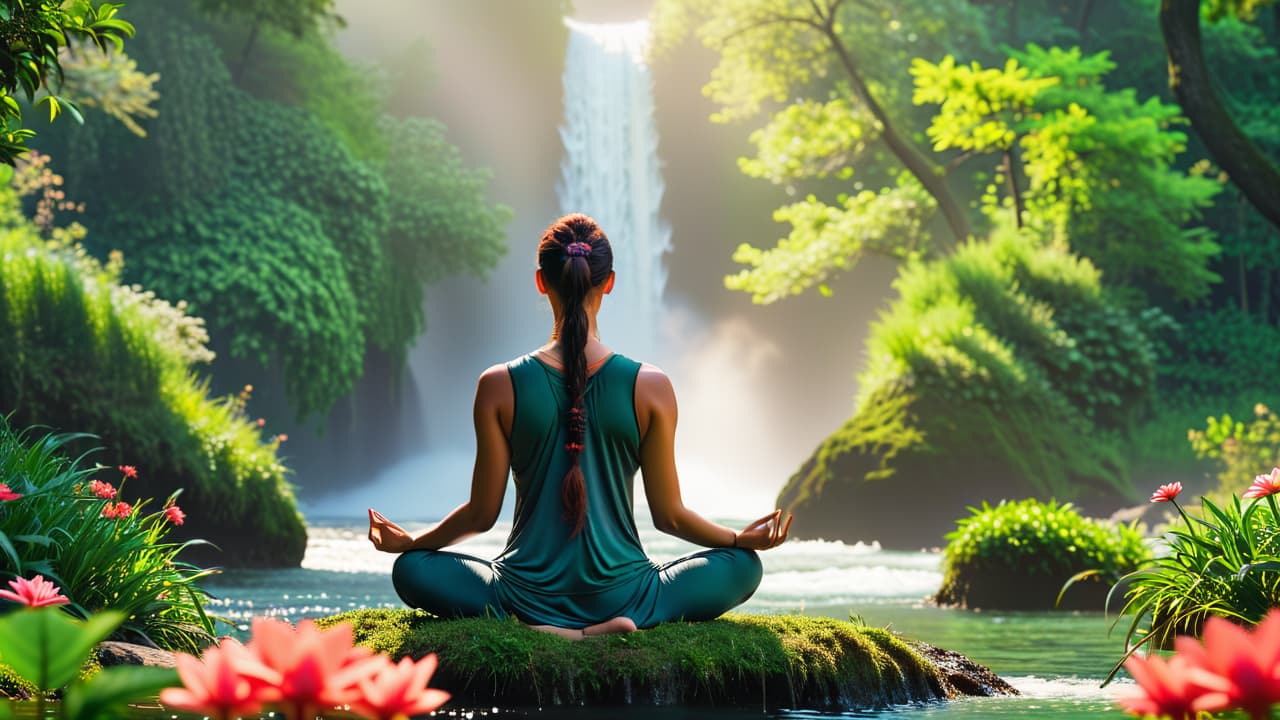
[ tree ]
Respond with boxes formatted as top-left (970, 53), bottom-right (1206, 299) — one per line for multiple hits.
top-left (0, 0), bottom-right (134, 163)
top-left (195, 0), bottom-right (342, 80)
top-left (1160, 0), bottom-right (1280, 232)
top-left (655, 0), bottom-right (986, 250)
top-left (912, 45), bottom-right (1222, 301)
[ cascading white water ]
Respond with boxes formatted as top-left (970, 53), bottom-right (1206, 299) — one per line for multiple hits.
top-left (557, 19), bottom-right (671, 358)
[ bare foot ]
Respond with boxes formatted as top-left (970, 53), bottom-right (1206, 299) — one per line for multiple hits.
top-left (528, 616), bottom-right (636, 640)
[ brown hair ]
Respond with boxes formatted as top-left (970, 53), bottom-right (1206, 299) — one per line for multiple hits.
top-left (537, 213), bottom-right (614, 538)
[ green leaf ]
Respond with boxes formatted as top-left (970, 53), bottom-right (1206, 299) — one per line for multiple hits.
top-left (0, 609), bottom-right (124, 691)
top-left (63, 666), bottom-right (180, 720)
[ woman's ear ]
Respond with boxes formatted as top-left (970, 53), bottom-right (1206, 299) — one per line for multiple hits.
top-left (535, 269), bottom-right (548, 295)
top-left (603, 271), bottom-right (616, 294)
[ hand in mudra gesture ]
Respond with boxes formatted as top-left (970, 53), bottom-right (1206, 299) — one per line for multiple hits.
top-left (368, 508), bottom-right (414, 553)
top-left (734, 509), bottom-right (793, 550)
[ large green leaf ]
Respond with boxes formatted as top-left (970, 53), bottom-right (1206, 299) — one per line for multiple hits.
top-left (63, 665), bottom-right (180, 720)
top-left (0, 609), bottom-right (122, 691)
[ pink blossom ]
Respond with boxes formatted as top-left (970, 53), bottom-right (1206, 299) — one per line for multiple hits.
top-left (1117, 651), bottom-right (1225, 719)
top-left (118, 465), bottom-right (138, 479)
top-left (1150, 482), bottom-right (1183, 503)
top-left (1174, 613), bottom-right (1280, 720)
top-left (0, 483), bottom-right (20, 502)
top-left (160, 639), bottom-right (279, 720)
top-left (1243, 468), bottom-right (1280, 499)
top-left (349, 654), bottom-right (450, 720)
top-left (245, 618), bottom-right (387, 718)
top-left (0, 574), bottom-right (71, 608)
top-left (101, 501), bottom-right (133, 520)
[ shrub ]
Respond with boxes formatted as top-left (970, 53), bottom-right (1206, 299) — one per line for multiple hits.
top-left (0, 188), bottom-right (305, 567)
top-left (0, 420), bottom-right (216, 652)
top-left (1189, 401), bottom-right (1280, 499)
top-left (936, 498), bottom-right (1150, 610)
top-left (1113, 483), bottom-right (1280, 671)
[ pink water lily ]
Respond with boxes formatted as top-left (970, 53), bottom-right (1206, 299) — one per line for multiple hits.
top-left (350, 654), bottom-right (450, 720)
top-left (0, 574), bottom-right (70, 608)
top-left (1173, 613), bottom-right (1280, 720)
top-left (160, 639), bottom-right (279, 720)
top-left (1243, 468), bottom-right (1280, 499)
top-left (245, 618), bottom-right (387, 717)
top-left (1116, 651), bottom-right (1225, 719)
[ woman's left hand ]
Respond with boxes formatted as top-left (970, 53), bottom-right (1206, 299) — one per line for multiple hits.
top-left (368, 508), bottom-right (414, 553)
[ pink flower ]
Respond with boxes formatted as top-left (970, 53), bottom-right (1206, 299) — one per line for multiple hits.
top-left (160, 639), bottom-right (279, 720)
top-left (1243, 468), bottom-right (1280, 499)
top-left (275, 434), bottom-right (288, 443)
top-left (118, 465), bottom-right (138, 479)
top-left (349, 654), bottom-right (450, 720)
top-left (88, 479), bottom-right (116, 499)
top-left (1173, 612), bottom-right (1280, 720)
top-left (165, 505), bottom-right (186, 526)
top-left (1150, 482), bottom-right (1183, 503)
top-left (1117, 651), bottom-right (1225, 719)
top-left (0, 574), bottom-right (71, 608)
top-left (256, 418), bottom-right (265, 428)
top-left (245, 618), bottom-right (387, 718)
top-left (0, 483), bottom-right (20, 502)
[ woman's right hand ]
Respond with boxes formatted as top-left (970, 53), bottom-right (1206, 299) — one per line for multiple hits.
top-left (734, 509), bottom-right (793, 550)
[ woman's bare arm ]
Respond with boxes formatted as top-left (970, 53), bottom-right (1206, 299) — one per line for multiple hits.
top-left (369, 364), bottom-right (512, 552)
top-left (636, 364), bottom-right (791, 550)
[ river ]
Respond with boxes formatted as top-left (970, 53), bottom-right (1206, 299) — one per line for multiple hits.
top-left (204, 517), bottom-right (1134, 718)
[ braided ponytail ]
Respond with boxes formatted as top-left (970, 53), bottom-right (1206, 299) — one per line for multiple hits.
top-left (537, 214), bottom-right (614, 538)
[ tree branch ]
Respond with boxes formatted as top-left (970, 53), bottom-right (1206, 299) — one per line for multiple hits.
top-left (1161, 0), bottom-right (1280, 232)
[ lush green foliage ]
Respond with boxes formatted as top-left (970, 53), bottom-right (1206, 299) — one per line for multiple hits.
top-left (912, 45), bottom-right (1222, 301)
top-left (1114, 492), bottom-right (1280, 674)
top-left (319, 609), bottom-right (954, 709)
top-left (40, 2), bottom-right (510, 418)
top-left (1160, 306), bottom-right (1280, 402)
top-left (1189, 402), bottom-right (1280, 498)
top-left (0, 606), bottom-right (178, 719)
top-left (0, 422), bottom-right (216, 652)
top-left (0, 0), bottom-right (135, 163)
top-left (0, 182), bottom-right (305, 568)
top-left (936, 498), bottom-right (1149, 608)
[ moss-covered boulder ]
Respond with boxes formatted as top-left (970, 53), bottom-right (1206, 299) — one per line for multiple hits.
top-left (778, 230), bottom-right (1157, 549)
top-left (316, 610), bottom-right (1015, 711)
top-left (935, 498), bottom-right (1151, 610)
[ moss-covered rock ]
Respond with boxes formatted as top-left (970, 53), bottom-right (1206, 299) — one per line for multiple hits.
top-left (316, 610), bottom-right (1015, 711)
top-left (935, 498), bottom-right (1151, 610)
top-left (778, 230), bottom-right (1157, 549)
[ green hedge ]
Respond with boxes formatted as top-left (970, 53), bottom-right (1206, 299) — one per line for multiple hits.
top-left (0, 191), bottom-right (305, 567)
top-left (935, 498), bottom-right (1151, 610)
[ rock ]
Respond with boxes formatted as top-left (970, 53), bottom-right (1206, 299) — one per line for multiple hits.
top-left (94, 641), bottom-right (177, 669)
top-left (316, 609), bottom-right (1018, 711)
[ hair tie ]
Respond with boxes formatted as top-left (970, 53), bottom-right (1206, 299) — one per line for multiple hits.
top-left (565, 242), bottom-right (592, 258)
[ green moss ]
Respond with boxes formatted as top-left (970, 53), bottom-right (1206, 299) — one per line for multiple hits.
top-left (936, 498), bottom-right (1151, 610)
top-left (316, 610), bottom-right (951, 710)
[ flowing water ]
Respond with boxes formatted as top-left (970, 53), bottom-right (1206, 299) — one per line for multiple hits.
top-left (206, 517), bottom-right (1133, 719)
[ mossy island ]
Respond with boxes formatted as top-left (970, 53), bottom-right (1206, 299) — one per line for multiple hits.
top-left (316, 609), bottom-right (1016, 711)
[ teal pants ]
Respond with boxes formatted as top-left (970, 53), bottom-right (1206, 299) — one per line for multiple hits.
top-left (391, 547), bottom-right (762, 629)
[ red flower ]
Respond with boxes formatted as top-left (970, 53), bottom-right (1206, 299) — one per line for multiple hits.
top-left (1173, 612), bottom-right (1280, 720)
top-left (0, 483), bottom-right (21, 502)
top-left (350, 654), bottom-right (450, 720)
top-left (256, 418), bottom-right (265, 428)
top-left (1150, 482), bottom-right (1183, 503)
top-left (0, 574), bottom-right (71, 608)
top-left (165, 505), bottom-right (186, 526)
top-left (1117, 651), bottom-right (1226, 719)
top-left (101, 501), bottom-right (133, 520)
top-left (88, 479), bottom-right (116, 499)
top-left (118, 465), bottom-right (138, 479)
top-left (275, 434), bottom-right (288, 443)
top-left (1243, 468), bottom-right (1280, 499)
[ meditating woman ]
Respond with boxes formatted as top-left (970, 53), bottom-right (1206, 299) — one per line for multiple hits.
top-left (368, 213), bottom-right (792, 639)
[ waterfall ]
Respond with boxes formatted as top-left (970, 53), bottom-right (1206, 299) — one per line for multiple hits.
top-left (557, 18), bottom-right (671, 358)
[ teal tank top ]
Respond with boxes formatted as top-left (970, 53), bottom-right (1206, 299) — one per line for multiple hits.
top-left (492, 352), bottom-right (657, 625)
